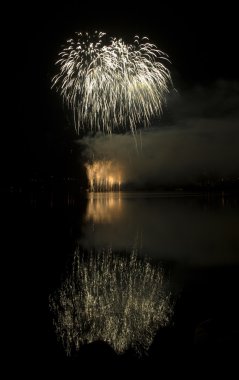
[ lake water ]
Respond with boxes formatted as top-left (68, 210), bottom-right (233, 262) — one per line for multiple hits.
top-left (4, 190), bottom-right (239, 375)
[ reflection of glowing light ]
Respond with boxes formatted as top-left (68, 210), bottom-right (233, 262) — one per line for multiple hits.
top-left (86, 193), bottom-right (122, 224)
top-left (85, 160), bottom-right (122, 192)
top-left (49, 247), bottom-right (173, 356)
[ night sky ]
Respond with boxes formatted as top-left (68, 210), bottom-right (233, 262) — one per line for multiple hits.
top-left (3, 2), bottom-right (239, 187)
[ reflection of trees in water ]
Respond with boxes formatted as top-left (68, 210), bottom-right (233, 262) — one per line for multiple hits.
top-left (49, 247), bottom-right (173, 356)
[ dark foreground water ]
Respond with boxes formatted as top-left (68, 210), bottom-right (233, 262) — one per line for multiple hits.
top-left (3, 190), bottom-right (239, 376)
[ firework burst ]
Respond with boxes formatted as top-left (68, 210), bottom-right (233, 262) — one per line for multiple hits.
top-left (52, 31), bottom-right (172, 134)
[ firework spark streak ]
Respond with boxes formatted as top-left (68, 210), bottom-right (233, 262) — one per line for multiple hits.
top-left (52, 31), bottom-right (172, 134)
top-left (49, 247), bottom-right (173, 355)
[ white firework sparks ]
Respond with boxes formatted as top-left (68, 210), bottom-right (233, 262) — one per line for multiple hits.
top-left (52, 31), bottom-right (172, 134)
top-left (49, 247), bottom-right (173, 356)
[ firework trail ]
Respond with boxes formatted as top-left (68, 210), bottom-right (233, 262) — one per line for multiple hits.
top-left (52, 31), bottom-right (172, 134)
top-left (49, 247), bottom-right (173, 356)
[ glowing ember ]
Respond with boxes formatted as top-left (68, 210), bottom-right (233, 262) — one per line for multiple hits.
top-left (85, 160), bottom-right (122, 192)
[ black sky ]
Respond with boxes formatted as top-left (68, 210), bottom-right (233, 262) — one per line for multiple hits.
top-left (3, 2), bottom-right (239, 185)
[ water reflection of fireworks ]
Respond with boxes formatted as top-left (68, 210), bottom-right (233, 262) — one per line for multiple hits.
top-left (49, 247), bottom-right (173, 356)
top-left (85, 193), bottom-right (122, 223)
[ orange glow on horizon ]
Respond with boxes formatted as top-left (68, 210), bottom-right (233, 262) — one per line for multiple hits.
top-left (85, 160), bottom-right (123, 192)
